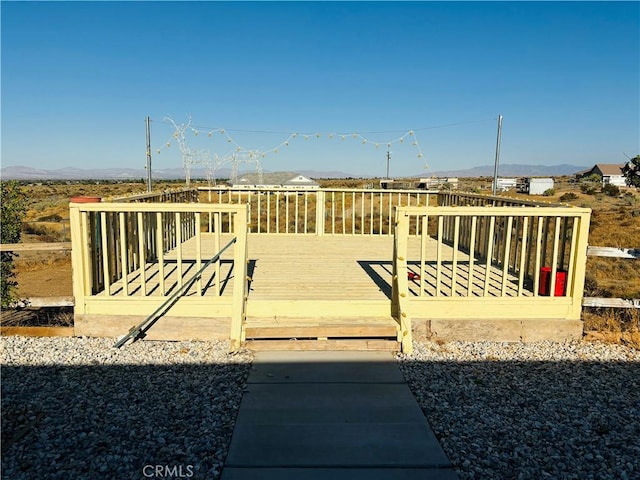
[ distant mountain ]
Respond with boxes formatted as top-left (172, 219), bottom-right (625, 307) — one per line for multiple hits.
top-left (1, 163), bottom-right (590, 181)
top-left (0, 165), bottom-right (365, 180)
top-left (0, 166), bottom-right (223, 181)
top-left (425, 163), bottom-right (589, 178)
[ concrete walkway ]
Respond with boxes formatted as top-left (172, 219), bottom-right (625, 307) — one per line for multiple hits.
top-left (221, 351), bottom-right (458, 479)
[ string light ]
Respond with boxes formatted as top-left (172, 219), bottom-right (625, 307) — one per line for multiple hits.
top-left (152, 117), bottom-right (428, 178)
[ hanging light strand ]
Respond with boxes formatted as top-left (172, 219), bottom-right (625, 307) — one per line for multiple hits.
top-left (153, 118), bottom-right (425, 163)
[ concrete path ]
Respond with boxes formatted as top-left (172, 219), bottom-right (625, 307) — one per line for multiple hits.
top-left (221, 351), bottom-right (458, 480)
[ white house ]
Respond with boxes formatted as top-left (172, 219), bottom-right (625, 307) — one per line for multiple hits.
top-left (229, 173), bottom-right (319, 190)
top-left (282, 175), bottom-right (320, 190)
top-left (576, 164), bottom-right (627, 187)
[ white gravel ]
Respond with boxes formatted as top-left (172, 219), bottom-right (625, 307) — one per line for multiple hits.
top-left (3, 336), bottom-right (639, 480)
top-left (1, 336), bottom-right (253, 480)
top-left (398, 340), bottom-right (640, 480)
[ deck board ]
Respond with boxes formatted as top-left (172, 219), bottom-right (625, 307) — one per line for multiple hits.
top-left (104, 234), bottom-right (532, 301)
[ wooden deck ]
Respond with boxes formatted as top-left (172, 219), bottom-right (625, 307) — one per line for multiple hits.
top-left (81, 234), bottom-right (537, 347)
top-left (70, 193), bottom-right (590, 349)
top-left (104, 234), bottom-right (531, 302)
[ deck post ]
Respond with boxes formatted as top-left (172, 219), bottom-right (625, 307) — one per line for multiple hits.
top-left (393, 208), bottom-right (413, 354)
top-left (230, 205), bottom-right (249, 351)
top-left (69, 204), bottom-right (87, 316)
top-left (569, 211), bottom-right (591, 318)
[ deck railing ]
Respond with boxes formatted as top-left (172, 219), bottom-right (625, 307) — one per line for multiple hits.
top-left (199, 186), bottom-right (437, 235)
top-left (111, 188), bottom-right (199, 204)
top-left (437, 192), bottom-right (581, 281)
top-left (393, 205), bottom-right (591, 353)
top-left (438, 191), bottom-right (566, 208)
top-left (69, 201), bottom-right (249, 349)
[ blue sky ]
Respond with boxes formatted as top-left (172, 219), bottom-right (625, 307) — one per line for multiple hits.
top-left (2, 1), bottom-right (639, 178)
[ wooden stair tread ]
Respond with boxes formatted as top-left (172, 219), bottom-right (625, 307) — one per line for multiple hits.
top-left (244, 316), bottom-right (396, 324)
top-left (244, 315), bottom-right (399, 340)
top-left (245, 325), bottom-right (398, 339)
top-left (243, 339), bottom-right (400, 352)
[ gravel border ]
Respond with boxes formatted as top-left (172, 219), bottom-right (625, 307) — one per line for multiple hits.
top-left (398, 340), bottom-right (640, 480)
top-left (1, 337), bottom-right (253, 480)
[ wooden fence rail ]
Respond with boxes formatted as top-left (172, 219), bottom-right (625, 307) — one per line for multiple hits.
top-left (0, 242), bottom-right (71, 252)
top-left (583, 246), bottom-right (640, 309)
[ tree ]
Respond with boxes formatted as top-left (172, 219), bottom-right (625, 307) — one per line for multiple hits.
top-left (622, 155), bottom-right (640, 188)
top-left (1, 181), bottom-right (27, 307)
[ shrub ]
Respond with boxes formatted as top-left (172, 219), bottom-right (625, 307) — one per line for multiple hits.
top-left (622, 192), bottom-right (638, 207)
top-left (22, 223), bottom-right (49, 236)
top-left (560, 192), bottom-right (579, 202)
top-left (37, 213), bottom-right (63, 222)
top-left (1, 181), bottom-right (27, 307)
top-left (542, 188), bottom-right (555, 196)
top-left (602, 183), bottom-right (620, 197)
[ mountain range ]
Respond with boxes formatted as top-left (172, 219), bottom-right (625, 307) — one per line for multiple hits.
top-left (0, 163), bottom-right (589, 181)
top-left (427, 163), bottom-right (588, 178)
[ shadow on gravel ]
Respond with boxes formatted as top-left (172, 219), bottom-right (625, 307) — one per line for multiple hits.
top-left (1, 362), bottom-right (251, 480)
top-left (398, 358), bottom-right (640, 480)
top-left (2, 358), bottom-right (639, 480)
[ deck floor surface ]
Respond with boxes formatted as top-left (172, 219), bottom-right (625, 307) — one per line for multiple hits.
top-left (105, 234), bottom-right (532, 300)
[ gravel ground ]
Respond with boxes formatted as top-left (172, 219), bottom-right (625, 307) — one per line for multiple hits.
top-left (398, 340), bottom-right (640, 480)
top-left (1, 336), bottom-right (253, 480)
top-left (3, 337), bottom-right (639, 480)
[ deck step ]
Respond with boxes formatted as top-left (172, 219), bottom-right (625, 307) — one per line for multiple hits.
top-left (244, 317), bottom-right (398, 339)
top-left (245, 324), bottom-right (398, 340)
top-left (243, 339), bottom-right (400, 352)
top-left (243, 317), bottom-right (399, 351)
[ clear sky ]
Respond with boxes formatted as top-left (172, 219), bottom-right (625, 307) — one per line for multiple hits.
top-left (1, 1), bottom-right (639, 178)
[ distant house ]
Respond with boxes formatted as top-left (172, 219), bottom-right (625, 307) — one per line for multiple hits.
top-left (415, 177), bottom-right (459, 190)
top-left (282, 175), bottom-right (320, 190)
top-left (518, 178), bottom-right (554, 195)
top-left (494, 178), bottom-right (517, 192)
top-left (380, 179), bottom-right (415, 190)
top-left (229, 174), bottom-right (319, 190)
top-left (576, 164), bottom-right (627, 187)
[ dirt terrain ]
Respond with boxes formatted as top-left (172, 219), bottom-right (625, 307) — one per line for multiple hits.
top-left (14, 254), bottom-right (72, 298)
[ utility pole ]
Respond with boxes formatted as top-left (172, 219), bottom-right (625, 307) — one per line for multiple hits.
top-left (492, 114), bottom-right (503, 195)
top-left (145, 116), bottom-right (152, 192)
top-left (386, 151), bottom-right (391, 179)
